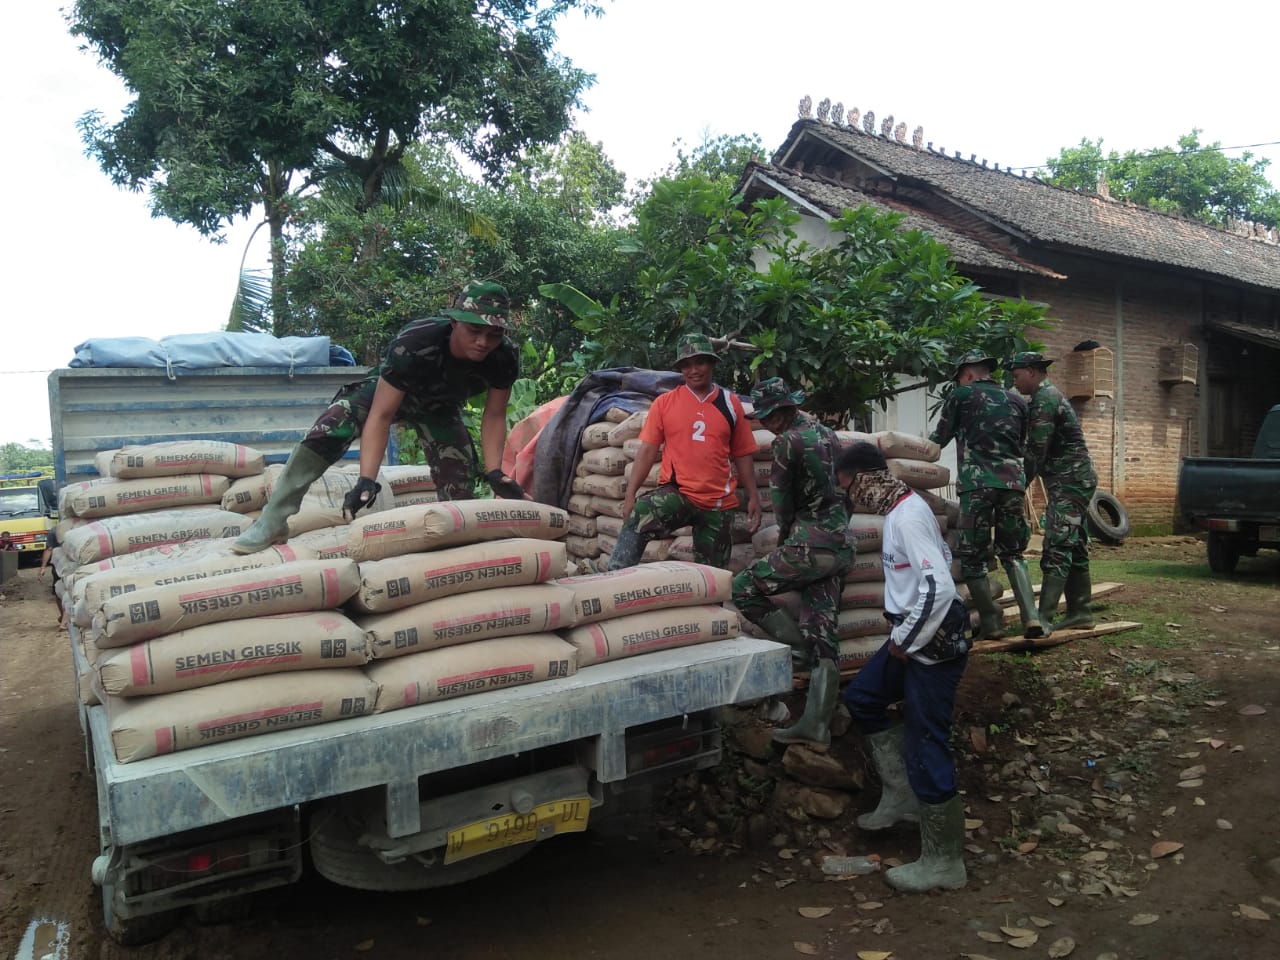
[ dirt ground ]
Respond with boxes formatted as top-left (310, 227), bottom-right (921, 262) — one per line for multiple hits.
top-left (2, 539), bottom-right (1277, 960)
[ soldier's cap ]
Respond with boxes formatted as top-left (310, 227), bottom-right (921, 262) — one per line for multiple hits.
top-left (751, 377), bottom-right (806, 420)
top-left (951, 349), bottom-right (998, 379)
top-left (673, 333), bottom-right (720, 368)
top-left (1008, 350), bottom-right (1054, 370)
top-left (836, 440), bottom-right (888, 476)
top-left (442, 281), bottom-right (514, 330)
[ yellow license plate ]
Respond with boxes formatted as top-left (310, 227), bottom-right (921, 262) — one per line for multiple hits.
top-left (445, 796), bottom-right (590, 864)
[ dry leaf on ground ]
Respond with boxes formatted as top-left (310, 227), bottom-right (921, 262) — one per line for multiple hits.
top-left (858, 901), bottom-right (884, 911)
top-left (1046, 896), bottom-right (1065, 907)
top-left (961, 956), bottom-right (998, 960)
top-left (1047, 937), bottom-right (1076, 958)
top-left (1151, 840), bottom-right (1184, 858)
top-left (1007, 934), bottom-right (1039, 948)
top-left (354, 940), bottom-right (375, 952)
top-left (1238, 704), bottom-right (1267, 716)
top-left (779, 848), bottom-right (797, 860)
top-left (1129, 913), bottom-right (1160, 926)
top-left (969, 726), bottom-right (988, 753)
top-left (856, 952), bottom-right (893, 960)
top-left (1179, 764), bottom-right (1207, 780)
top-left (977, 931), bottom-right (1004, 943)
top-left (793, 942), bottom-right (819, 955)
top-left (964, 818), bottom-right (984, 830)
top-left (1030, 916), bottom-right (1053, 927)
top-left (1018, 840), bottom-right (1038, 854)
top-left (1000, 925), bottom-right (1036, 938)
top-left (1217, 819), bottom-right (1233, 830)
top-left (798, 906), bottom-right (833, 919)
top-left (1238, 904), bottom-right (1270, 921)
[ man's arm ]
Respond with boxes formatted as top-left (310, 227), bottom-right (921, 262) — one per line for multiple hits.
top-left (768, 436), bottom-right (793, 539)
top-left (1024, 393), bottom-right (1052, 482)
top-left (889, 513), bottom-right (957, 657)
top-left (734, 453), bottom-right (762, 533)
top-left (358, 377), bottom-right (405, 481)
top-left (622, 440), bottom-right (661, 519)
top-left (479, 387), bottom-right (512, 473)
top-left (928, 391), bottom-right (959, 448)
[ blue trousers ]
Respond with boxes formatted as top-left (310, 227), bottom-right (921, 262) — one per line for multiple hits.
top-left (843, 641), bottom-right (967, 804)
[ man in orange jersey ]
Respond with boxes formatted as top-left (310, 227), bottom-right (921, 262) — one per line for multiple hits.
top-left (608, 334), bottom-right (761, 569)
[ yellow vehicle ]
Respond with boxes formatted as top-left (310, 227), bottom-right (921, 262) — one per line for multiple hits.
top-left (0, 472), bottom-right (57, 556)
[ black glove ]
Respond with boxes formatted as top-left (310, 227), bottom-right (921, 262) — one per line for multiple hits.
top-left (486, 469), bottom-right (526, 500)
top-left (342, 476), bottom-right (382, 520)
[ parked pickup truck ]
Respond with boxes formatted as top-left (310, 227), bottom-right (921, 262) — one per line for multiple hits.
top-left (1177, 403), bottom-right (1280, 573)
top-left (49, 362), bottom-right (791, 943)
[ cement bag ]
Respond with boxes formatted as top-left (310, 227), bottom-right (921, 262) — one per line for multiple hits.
top-left (221, 468), bottom-right (279, 513)
top-left (348, 500), bottom-right (569, 562)
top-left (392, 491), bottom-right (439, 508)
top-left (623, 460), bottom-right (661, 487)
top-left (567, 494), bottom-right (596, 518)
top-left (97, 558), bottom-right (361, 647)
top-left (598, 533), bottom-right (671, 563)
top-left (594, 515), bottom-right (623, 538)
top-left (98, 611), bottom-right (371, 696)
top-left (366, 634), bottom-right (578, 711)
top-left (915, 488), bottom-right (962, 525)
top-left (380, 464), bottom-right (436, 493)
top-left (94, 449), bottom-right (119, 478)
top-left (576, 474), bottom-right (628, 499)
top-left (604, 406), bottom-right (632, 423)
top-left (77, 542), bottom-right (314, 626)
top-left (64, 536), bottom-right (290, 600)
top-left (59, 475), bottom-right (226, 519)
top-left (580, 447), bottom-right (629, 476)
top-left (847, 514), bottom-right (885, 552)
top-left (837, 607), bottom-right (889, 640)
top-left (622, 438), bottom-right (656, 460)
top-left (753, 429), bottom-right (776, 459)
top-left (287, 525), bottom-right (353, 560)
top-left (871, 431), bottom-right (941, 463)
top-left (351, 538), bottom-right (567, 613)
top-left (106, 668), bottom-right (377, 763)
top-left (838, 635), bottom-right (887, 672)
top-left (286, 467), bottom-right (394, 537)
top-left (61, 508), bottom-right (252, 565)
top-left (843, 552), bottom-right (885, 582)
top-left (886, 458), bottom-right (951, 490)
top-left (107, 441), bottom-right (265, 479)
top-left (607, 410), bottom-right (647, 446)
top-left (562, 604), bottom-right (739, 667)
top-left (752, 524), bottom-right (779, 555)
top-left (568, 514), bottom-right (596, 538)
top-left (588, 496), bottom-right (627, 520)
top-left (580, 422), bottom-right (616, 450)
top-left (556, 560), bottom-right (731, 625)
top-left (840, 581), bottom-right (885, 610)
top-left (749, 460), bottom-right (772, 486)
top-left (361, 582), bottom-right (575, 659)
top-left (726, 542), bottom-right (754, 573)
top-left (565, 534), bottom-right (601, 559)
top-left (669, 536), bottom-right (694, 562)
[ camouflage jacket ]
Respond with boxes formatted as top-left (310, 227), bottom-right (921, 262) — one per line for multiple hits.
top-left (376, 317), bottom-right (519, 408)
top-left (929, 378), bottom-right (1028, 493)
top-left (1025, 379), bottom-right (1097, 491)
top-left (770, 412), bottom-right (854, 551)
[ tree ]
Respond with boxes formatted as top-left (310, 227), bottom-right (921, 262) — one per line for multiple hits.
top-left (1044, 131), bottom-right (1280, 227)
top-left (69, 0), bottom-right (599, 330)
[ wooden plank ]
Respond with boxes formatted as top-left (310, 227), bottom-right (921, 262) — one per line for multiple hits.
top-left (972, 619), bottom-right (1142, 654)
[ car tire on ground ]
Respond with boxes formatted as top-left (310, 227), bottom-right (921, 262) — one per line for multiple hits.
top-left (1087, 490), bottom-right (1130, 544)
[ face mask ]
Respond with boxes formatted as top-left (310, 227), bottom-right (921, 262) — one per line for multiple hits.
top-left (845, 469), bottom-right (910, 516)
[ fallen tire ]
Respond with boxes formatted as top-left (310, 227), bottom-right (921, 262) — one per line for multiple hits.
top-left (1087, 490), bottom-right (1130, 544)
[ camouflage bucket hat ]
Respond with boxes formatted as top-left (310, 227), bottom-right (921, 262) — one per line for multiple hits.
top-left (1008, 350), bottom-right (1054, 370)
top-left (751, 377), bottom-right (806, 420)
top-left (442, 281), bottom-right (514, 330)
top-left (673, 333), bottom-right (720, 368)
top-left (951, 349), bottom-right (998, 380)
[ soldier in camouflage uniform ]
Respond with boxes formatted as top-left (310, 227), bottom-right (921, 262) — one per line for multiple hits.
top-left (1010, 351), bottom-right (1099, 633)
top-left (928, 351), bottom-right (1043, 640)
top-left (233, 281), bottom-right (526, 554)
top-left (731, 378), bottom-right (854, 750)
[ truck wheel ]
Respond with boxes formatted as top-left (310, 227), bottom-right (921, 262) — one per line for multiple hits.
top-left (1207, 532), bottom-right (1241, 574)
top-left (1087, 491), bottom-right (1130, 545)
top-left (308, 800), bottom-right (532, 891)
top-left (102, 882), bottom-right (179, 946)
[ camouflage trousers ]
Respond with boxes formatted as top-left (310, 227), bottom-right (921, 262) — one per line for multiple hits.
top-left (620, 483), bottom-right (735, 568)
top-left (732, 542), bottom-right (853, 664)
top-left (956, 487), bottom-right (1030, 580)
top-left (1040, 482), bottom-right (1094, 579)
top-left (300, 377), bottom-right (479, 500)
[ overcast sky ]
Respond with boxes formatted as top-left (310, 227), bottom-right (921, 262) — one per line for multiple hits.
top-left (4, 0), bottom-right (1277, 448)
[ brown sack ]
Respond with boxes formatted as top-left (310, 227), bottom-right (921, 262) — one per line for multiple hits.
top-left (598, 533), bottom-right (671, 563)
top-left (580, 447), bottom-right (630, 476)
top-left (843, 552), bottom-right (885, 582)
top-left (392, 491), bottom-right (439, 508)
top-left (361, 582), bottom-right (576, 659)
top-left (564, 535), bottom-right (601, 559)
top-left (347, 500), bottom-right (569, 562)
top-left (61, 474), bottom-right (230, 519)
top-left (567, 514), bottom-right (596, 538)
top-left (838, 635), bottom-right (888, 672)
top-left (871, 431), bottom-right (942, 463)
top-left (285, 467), bottom-right (394, 537)
top-left (351, 538), bottom-right (567, 613)
top-left (61, 508), bottom-right (252, 566)
top-left (753, 429), bottom-right (776, 460)
top-left (379, 464), bottom-right (436, 493)
top-left (836, 607), bottom-right (889, 639)
top-left (221, 468), bottom-right (278, 513)
top-left (97, 558), bottom-right (361, 647)
top-left (839, 581), bottom-right (886, 609)
top-left (107, 441), bottom-right (265, 479)
top-left (589, 496), bottom-right (628, 520)
top-left (593, 514), bottom-right (623, 538)
top-left (556, 560), bottom-right (731, 625)
top-left (287, 525), bottom-right (354, 560)
top-left (105, 669), bottom-right (377, 763)
top-left (606, 410), bottom-right (648, 446)
top-left (847, 514), bottom-right (885, 552)
top-left (886, 458), bottom-right (951, 490)
top-left (366, 634), bottom-right (577, 711)
top-left (561, 604), bottom-right (739, 667)
top-left (622, 460), bottom-right (661, 486)
top-left (567, 494), bottom-right (596, 518)
top-left (98, 611), bottom-right (370, 696)
top-left (575, 473), bottom-right (628, 499)
top-left (580, 422), bottom-right (616, 450)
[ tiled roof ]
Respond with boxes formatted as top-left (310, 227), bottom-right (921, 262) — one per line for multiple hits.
top-left (742, 164), bottom-right (1063, 279)
top-left (772, 120), bottom-right (1280, 293)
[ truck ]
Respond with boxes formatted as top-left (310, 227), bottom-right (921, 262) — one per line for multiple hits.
top-left (1176, 403), bottom-right (1280, 573)
top-left (0, 471), bottom-right (57, 557)
top-left (48, 363), bottom-right (791, 944)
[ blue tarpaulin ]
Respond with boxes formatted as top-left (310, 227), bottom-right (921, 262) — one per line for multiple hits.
top-left (69, 332), bottom-right (354, 372)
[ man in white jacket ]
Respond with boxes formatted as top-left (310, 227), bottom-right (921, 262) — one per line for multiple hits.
top-left (836, 441), bottom-right (970, 893)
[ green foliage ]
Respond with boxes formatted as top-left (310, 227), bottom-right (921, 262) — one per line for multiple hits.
top-left (1, 443), bottom-right (53, 473)
top-left (1044, 130), bottom-right (1280, 227)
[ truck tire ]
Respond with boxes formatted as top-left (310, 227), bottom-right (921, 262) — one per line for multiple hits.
top-left (308, 800), bottom-right (532, 891)
top-left (102, 881), bottom-right (179, 946)
top-left (1207, 532), bottom-right (1241, 574)
top-left (1087, 491), bottom-right (1130, 544)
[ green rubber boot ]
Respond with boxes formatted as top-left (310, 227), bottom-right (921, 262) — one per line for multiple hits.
top-left (1002, 559), bottom-right (1045, 639)
top-left (964, 577), bottom-right (1006, 640)
top-left (605, 524), bottom-right (646, 570)
top-left (884, 794), bottom-right (968, 892)
top-left (1055, 566), bottom-right (1095, 631)
top-left (772, 659), bottom-right (839, 752)
top-left (857, 726), bottom-right (920, 831)
top-left (231, 446), bottom-right (329, 554)
top-left (758, 608), bottom-right (813, 670)
top-left (1036, 572), bottom-right (1068, 634)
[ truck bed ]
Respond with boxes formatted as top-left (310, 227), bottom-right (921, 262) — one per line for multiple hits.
top-left (73, 632), bottom-right (790, 847)
top-left (1177, 456), bottom-right (1280, 525)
